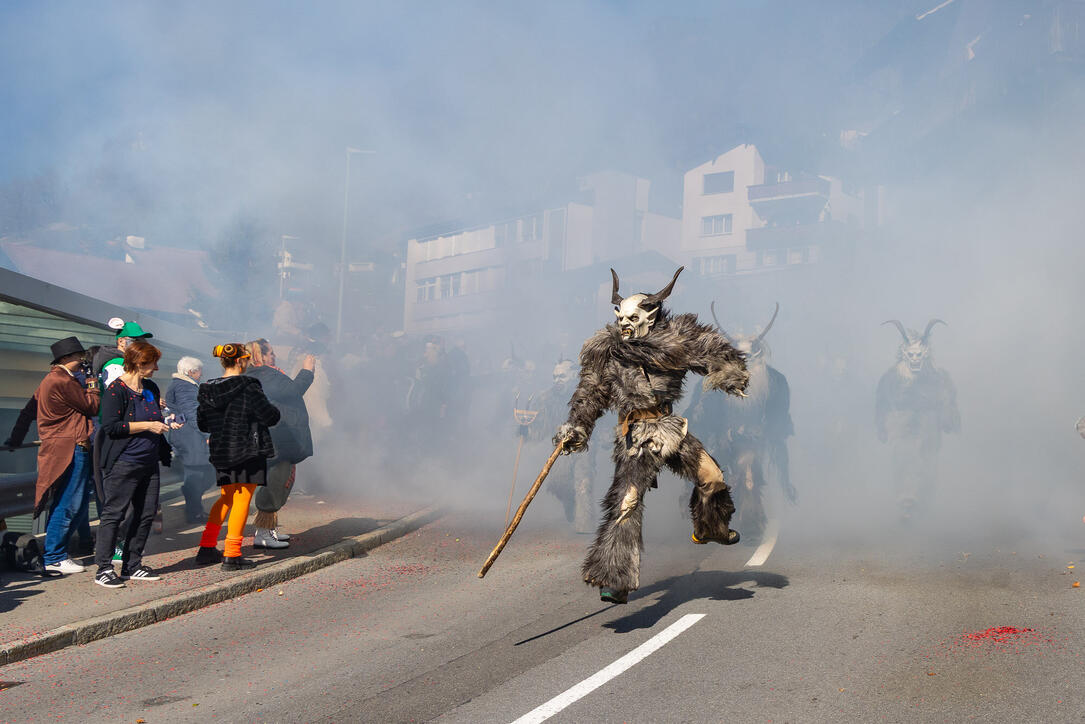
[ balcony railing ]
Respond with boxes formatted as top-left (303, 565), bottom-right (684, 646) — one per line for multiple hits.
top-left (745, 221), bottom-right (851, 251)
top-left (747, 176), bottom-right (830, 202)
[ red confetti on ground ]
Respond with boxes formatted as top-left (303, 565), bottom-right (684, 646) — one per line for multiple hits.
top-left (963, 626), bottom-right (1033, 643)
top-left (933, 626), bottom-right (1060, 657)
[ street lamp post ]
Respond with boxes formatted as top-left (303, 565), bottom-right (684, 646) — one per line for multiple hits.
top-left (336, 147), bottom-right (376, 345)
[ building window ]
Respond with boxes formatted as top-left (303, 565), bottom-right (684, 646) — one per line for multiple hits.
top-left (439, 273), bottom-right (461, 299)
top-left (416, 277), bottom-right (438, 302)
top-left (494, 220), bottom-right (518, 247)
top-left (697, 254), bottom-right (736, 275)
top-left (522, 214), bottom-right (543, 242)
top-left (418, 266), bottom-right (502, 303)
top-left (760, 250), bottom-right (779, 267)
top-left (700, 214), bottom-right (733, 236)
top-left (703, 171), bottom-right (734, 194)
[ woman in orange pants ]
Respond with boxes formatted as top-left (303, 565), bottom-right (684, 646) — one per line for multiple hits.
top-left (193, 343), bottom-right (281, 570)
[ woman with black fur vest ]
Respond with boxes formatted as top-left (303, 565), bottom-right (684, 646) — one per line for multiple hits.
top-left (195, 343), bottom-right (280, 570)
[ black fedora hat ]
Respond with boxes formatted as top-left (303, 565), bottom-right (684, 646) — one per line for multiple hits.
top-left (50, 336), bottom-right (86, 365)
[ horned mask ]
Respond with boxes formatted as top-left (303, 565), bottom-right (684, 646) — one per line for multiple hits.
top-left (712, 301), bottom-right (778, 363)
top-left (883, 319), bottom-right (945, 373)
top-left (611, 267), bottom-right (683, 340)
top-left (553, 359), bottom-right (576, 385)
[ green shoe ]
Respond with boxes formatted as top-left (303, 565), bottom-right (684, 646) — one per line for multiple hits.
top-left (111, 545), bottom-right (123, 563)
top-left (600, 588), bottom-right (628, 604)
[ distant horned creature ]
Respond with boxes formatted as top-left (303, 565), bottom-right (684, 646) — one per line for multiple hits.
top-left (687, 302), bottom-right (795, 541)
top-left (875, 319), bottom-right (960, 520)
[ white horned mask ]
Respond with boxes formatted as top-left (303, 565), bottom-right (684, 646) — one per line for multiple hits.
top-left (611, 267), bottom-right (683, 341)
top-left (884, 319), bottom-right (945, 374)
top-left (712, 301), bottom-right (778, 366)
top-left (552, 359), bottom-right (576, 386)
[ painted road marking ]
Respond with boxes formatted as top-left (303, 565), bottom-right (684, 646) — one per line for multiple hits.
top-left (744, 515), bottom-right (780, 567)
top-left (509, 613), bottom-right (705, 724)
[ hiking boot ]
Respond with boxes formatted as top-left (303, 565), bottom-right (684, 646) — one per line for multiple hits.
top-left (195, 546), bottom-right (222, 565)
top-left (600, 587), bottom-right (629, 604)
top-left (691, 530), bottom-right (741, 546)
top-left (254, 528), bottom-right (289, 549)
top-left (221, 556), bottom-right (257, 572)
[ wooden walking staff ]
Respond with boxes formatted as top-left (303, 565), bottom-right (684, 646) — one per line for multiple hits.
top-left (478, 441), bottom-right (564, 579)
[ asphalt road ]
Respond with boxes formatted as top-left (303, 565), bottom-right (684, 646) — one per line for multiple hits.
top-left (1, 500), bottom-right (1084, 724)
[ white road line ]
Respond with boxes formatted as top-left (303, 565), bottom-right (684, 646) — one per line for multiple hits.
top-left (509, 613), bottom-right (705, 724)
top-left (744, 516), bottom-right (780, 567)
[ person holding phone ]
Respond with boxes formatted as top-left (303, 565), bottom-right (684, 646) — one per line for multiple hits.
top-left (93, 340), bottom-right (177, 588)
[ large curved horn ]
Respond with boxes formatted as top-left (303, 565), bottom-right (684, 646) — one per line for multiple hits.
top-left (755, 302), bottom-right (780, 344)
top-left (881, 320), bottom-right (909, 343)
top-left (710, 300), bottom-right (732, 343)
top-left (643, 266), bottom-right (684, 305)
top-left (921, 318), bottom-right (946, 344)
top-left (610, 268), bottom-right (622, 305)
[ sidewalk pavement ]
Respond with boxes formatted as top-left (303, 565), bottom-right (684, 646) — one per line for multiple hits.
top-left (0, 489), bottom-right (441, 667)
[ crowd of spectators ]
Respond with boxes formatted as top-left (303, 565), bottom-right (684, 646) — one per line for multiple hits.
top-left (1, 305), bottom-right (564, 587)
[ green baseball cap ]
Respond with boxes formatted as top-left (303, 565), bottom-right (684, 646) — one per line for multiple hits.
top-left (115, 321), bottom-right (153, 339)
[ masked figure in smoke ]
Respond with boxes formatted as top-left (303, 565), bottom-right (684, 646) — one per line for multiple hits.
top-left (554, 267), bottom-right (749, 604)
top-left (529, 358), bottom-right (596, 533)
top-left (875, 320), bottom-right (960, 520)
top-left (686, 303), bottom-right (795, 542)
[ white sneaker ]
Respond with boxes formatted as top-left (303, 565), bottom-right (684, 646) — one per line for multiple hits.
top-left (271, 528), bottom-right (290, 542)
top-left (45, 558), bottom-right (86, 574)
top-left (253, 528), bottom-right (289, 549)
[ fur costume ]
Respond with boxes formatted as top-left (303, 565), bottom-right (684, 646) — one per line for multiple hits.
top-left (529, 361), bottom-right (597, 533)
top-left (875, 320), bottom-right (960, 519)
top-left (686, 303), bottom-right (795, 540)
top-left (555, 268), bottom-right (749, 597)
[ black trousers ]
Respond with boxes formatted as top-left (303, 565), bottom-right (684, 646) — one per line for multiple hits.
top-left (94, 460), bottom-right (160, 573)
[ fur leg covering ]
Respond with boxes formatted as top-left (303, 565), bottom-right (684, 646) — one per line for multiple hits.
top-left (581, 450), bottom-right (660, 591)
top-left (667, 433), bottom-right (736, 541)
top-left (253, 510), bottom-right (277, 530)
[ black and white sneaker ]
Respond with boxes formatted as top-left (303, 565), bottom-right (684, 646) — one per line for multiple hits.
top-left (94, 569), bottom-right (126, 589)
top-left (120, 565), bottom-right (161, 581)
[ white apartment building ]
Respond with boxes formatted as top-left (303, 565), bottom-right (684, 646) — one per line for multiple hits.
top-left (403, 172), bottom-right (679, 335)
top-left (681, 144), bottom-right (869, 278)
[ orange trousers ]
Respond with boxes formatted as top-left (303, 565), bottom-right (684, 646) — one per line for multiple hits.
top-left (199, 483), bottom-right (256, 558)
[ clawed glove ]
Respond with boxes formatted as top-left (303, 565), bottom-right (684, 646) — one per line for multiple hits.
top-left (554, 423), bottom-right (588, 454)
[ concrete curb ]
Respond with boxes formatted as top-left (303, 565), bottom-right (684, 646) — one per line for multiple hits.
top-left (0, 505), bottom-right (443, 668)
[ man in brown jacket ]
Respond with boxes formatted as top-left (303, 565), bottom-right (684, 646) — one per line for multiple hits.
top-left (35, 336), bottom-right (100, 575)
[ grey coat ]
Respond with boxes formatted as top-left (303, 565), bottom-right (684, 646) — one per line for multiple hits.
top-left (166, 374), bottom-right (212, 468)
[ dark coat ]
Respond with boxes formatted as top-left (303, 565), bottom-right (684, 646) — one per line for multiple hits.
top-left (4, 394), bottom-right (37, 447)
top-left (165, 374), bottom-right (211, 468)
top-left (245, 366), bottom-right (314, 464)
top-left (197, 375), bottom-right (280, 470)
top-left (97, 378), bottom-right (173, 478)
top-left (33, 367), bottom-right (100, 516)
